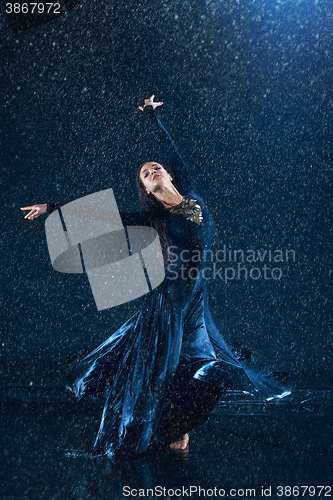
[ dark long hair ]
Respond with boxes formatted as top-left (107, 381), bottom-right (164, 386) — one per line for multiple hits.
top-left (136, 163), bottom-right (172, 261)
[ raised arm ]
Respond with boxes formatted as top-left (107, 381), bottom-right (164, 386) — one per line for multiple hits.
top-left (139, 95), bottom-right (193, 194)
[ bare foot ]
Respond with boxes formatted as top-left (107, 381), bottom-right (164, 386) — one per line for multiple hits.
top-left (169, 433), bottom-right (189, 451)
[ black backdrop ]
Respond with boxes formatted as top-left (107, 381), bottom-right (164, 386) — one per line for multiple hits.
top-left (0, 0), bottom-right (332, 391)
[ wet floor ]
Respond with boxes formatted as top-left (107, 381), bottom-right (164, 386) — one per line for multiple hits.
top-left (1, 390), bottom-right (332, 500)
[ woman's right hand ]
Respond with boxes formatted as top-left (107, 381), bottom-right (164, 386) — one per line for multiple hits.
top-left (139, 94), bottom-right (163, 111)
top-left (20, 204), bottom-right (47, 220)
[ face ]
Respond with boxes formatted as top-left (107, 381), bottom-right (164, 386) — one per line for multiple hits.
top-left (140, 162), bottom-right (173, 194)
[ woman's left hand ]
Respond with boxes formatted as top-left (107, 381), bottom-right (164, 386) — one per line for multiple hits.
top-left (139, 94), bottom-right (163, 111)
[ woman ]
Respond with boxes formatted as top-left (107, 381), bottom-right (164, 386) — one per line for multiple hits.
top-left (21, 95), bottom-right (292, 457)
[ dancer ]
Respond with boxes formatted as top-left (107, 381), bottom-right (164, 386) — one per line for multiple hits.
top-left (21, 95), bottom-right (292, 456)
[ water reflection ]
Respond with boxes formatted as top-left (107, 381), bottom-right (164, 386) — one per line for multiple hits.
top-left (2, 390), bottom-right (332, 500)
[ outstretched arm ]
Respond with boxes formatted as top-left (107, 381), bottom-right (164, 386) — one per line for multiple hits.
top-left (139, 95), bottom-right (193, 194)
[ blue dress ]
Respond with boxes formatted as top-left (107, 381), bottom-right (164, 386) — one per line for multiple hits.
top-left (64, 109), bottom-right (292, 457)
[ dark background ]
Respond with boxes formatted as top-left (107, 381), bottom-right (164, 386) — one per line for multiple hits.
top-left (0, 0), bottom-right (332, 390)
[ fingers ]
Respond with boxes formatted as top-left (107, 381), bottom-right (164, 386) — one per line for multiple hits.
top-left (25, 210), bottom-right (36, 219)
top-left (21, 203), bottom-right (47, 219)
top-left (21, 205), bottom-right (38, 219)
top-left (23, 208), bottom-right (40, 219)
top-left (139, 95), bottom-right (163, 111)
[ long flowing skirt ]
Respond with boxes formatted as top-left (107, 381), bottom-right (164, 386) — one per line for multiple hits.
top-left (64, 282), bottom-right (292, 457)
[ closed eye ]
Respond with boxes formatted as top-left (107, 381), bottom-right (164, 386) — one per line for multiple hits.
top-left (144, 166), bottom-right (161, 178)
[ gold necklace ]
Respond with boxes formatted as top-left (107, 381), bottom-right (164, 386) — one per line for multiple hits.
top-left (167, 196), bottom-right (204, 226)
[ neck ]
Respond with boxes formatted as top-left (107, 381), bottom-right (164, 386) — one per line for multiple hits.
top-left (152, 185), bottom-right (183, 208)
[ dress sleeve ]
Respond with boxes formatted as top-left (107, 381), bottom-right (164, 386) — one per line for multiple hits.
top-left (45, 199), bottom-right (150, 229)
top-left (46, 203), bottom-right (149, 228)
top-left (144, 106), bottom-right (193, 194)
top-left (46, 202), bottom-right (62, 213)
